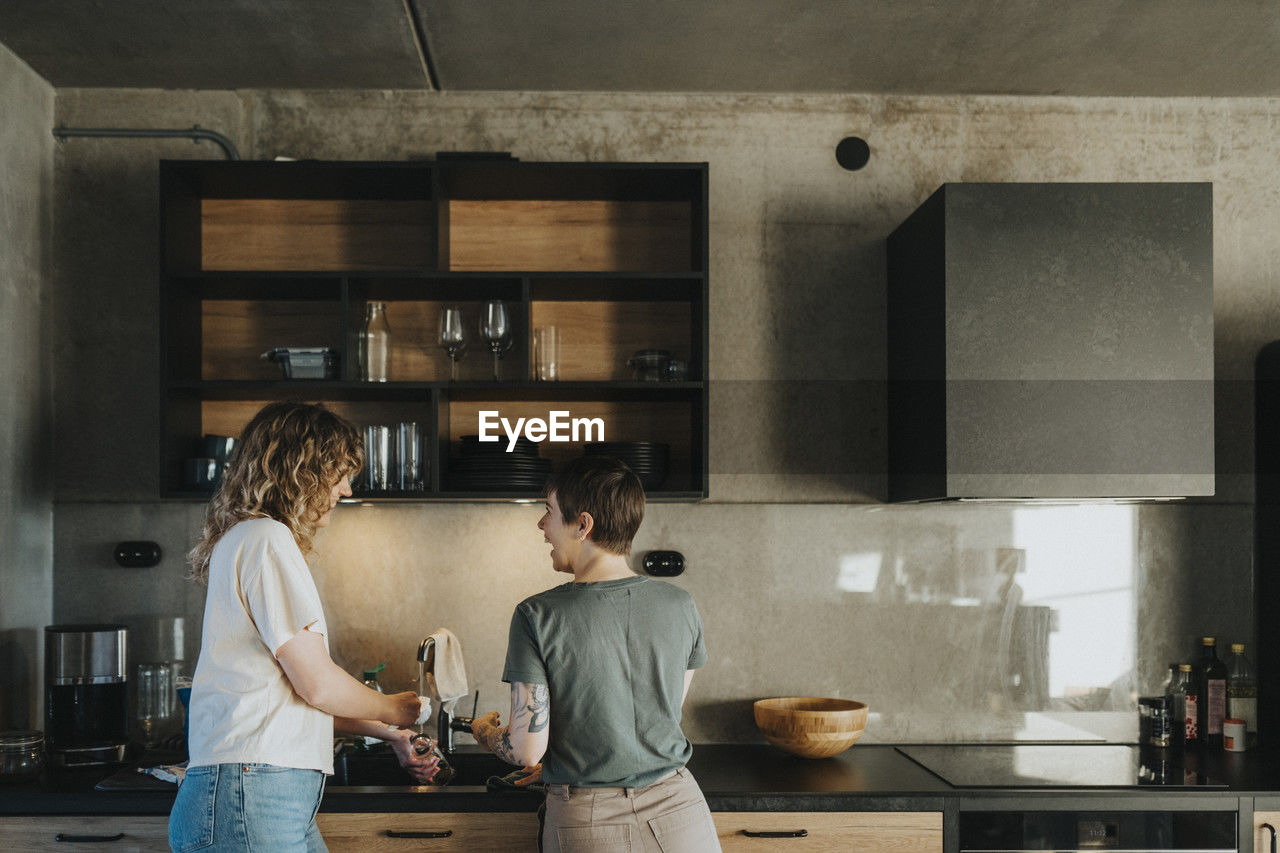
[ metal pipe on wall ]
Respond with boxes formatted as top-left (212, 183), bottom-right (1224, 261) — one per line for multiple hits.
top-left (51, 125), bottom-right (240, 160)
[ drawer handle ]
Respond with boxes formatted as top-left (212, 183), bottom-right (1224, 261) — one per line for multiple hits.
top-left (54, 833), bottom-right (126, 843)
top-left (1263, 822), bottom-right (1277, 853)
top-left (741, 829), bottom-right (808, 838)
top-left (385, 830), bottom-right (453, 839)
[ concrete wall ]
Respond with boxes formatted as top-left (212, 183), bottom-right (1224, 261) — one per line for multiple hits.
top-left (0, 43), bottom-right (54, 729)
top-left (48, 89), bottom-right (1271, 742)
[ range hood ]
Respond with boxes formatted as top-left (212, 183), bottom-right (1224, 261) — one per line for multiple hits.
top-left (886, 182), bottom-right (1214, 502)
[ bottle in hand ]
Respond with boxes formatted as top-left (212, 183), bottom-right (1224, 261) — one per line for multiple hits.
top-left (1196, 637), bottom-right (1228, 748)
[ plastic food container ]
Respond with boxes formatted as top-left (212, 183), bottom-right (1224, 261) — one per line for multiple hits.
top-left (0, 730), bottom-right (45, 782)
top-left (262, 347), bottom-right (340, 380)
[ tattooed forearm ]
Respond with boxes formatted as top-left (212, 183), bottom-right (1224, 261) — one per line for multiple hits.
top-left (475, 682), bottom-right (549, 766)
top-left (492, 730), bottom-right (520, 765)
top-left (476, 718), bottom-right (522, 764)
top-left (527, 684), bottom-right (549, 733)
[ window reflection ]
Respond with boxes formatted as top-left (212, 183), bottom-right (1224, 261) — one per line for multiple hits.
top-left (837, 504), bottom-right (1140, 741)
top-left (1012, 505), bottom-right (1136, 708)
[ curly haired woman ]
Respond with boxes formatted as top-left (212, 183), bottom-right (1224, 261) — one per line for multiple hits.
top-left (169, 401), bottom-right (437, 853)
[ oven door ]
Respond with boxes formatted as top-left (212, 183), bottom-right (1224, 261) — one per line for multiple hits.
top-left (959, 810), bottom-right (1237, 852)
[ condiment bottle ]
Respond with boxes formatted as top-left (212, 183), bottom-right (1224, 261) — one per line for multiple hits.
top-left (1179, 664), bottom-right (1200, 746)
top-left (1227, 642), bottom-right (1257, 748)
top-left (1196, 637), bottom-right (1228, 748)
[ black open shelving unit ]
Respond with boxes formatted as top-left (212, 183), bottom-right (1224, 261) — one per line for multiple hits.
top-left (159, 159), bottom-right (709, 502)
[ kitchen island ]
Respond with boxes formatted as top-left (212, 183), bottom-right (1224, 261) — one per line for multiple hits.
top-left (5, 744), bottom-right (1280, 851)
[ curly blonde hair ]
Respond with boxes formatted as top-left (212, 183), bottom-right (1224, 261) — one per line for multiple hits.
top-left (187, 401), bottom-right (364, 584)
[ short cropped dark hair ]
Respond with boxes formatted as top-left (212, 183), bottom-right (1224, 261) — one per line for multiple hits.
top-left (545, 455), bottom-right (645, 555)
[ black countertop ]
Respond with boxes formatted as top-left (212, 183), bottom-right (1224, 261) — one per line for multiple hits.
top-left (3, 744), bottom-right (1278, 816)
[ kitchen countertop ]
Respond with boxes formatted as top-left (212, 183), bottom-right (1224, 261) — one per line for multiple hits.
top-left (2, 744), bottom-right (1276, 817)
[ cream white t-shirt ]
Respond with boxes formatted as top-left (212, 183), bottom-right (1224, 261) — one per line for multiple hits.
top-left (188, 517), bottom-right (334, 774)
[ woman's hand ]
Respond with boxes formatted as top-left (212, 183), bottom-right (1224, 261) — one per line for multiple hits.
top-left (385, 727), bottom-right (442, 784)
top-left (513, 764), bottom-right (543, 787)
top-left (386, 691), bottom-right (423, 729)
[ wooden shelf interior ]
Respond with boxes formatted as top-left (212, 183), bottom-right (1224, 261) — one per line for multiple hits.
top-left (446, 398), bottom-right (697, 491)
top-left (201, 199), bottom-right (433, 271)
top-left (201, 298), bottom-right (345, 381)
top-left (380, 299), bottom-right (526, 383)
top-left (445, 200), bottom-right (693, 272)
top-left (163, 161), bottom-right (435, 273)
top-left (530, 300), bottom-right (693, 382)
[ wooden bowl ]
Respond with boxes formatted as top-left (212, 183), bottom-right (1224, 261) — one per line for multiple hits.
top-left (753, 697), bottom-right (868, 759)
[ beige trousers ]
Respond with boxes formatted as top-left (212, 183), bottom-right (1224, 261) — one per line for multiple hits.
top-left (542, 767), bottom-right (721, 853)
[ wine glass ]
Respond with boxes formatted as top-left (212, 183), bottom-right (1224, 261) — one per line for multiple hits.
top-left (437, 306), bottom-right (468, 381)
top-left (480, 300), bottom-right (513, 381)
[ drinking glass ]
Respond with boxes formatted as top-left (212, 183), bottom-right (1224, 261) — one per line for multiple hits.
top-left (480, 301), bottom-right (512, 381)
top-left (136, 662), bottom-right (174, 748)
top-left (410, 734), bottom-right (455, 785)
top-left (533, 326), bottom-right (559, 381)
top-left (363, 424), bottom-right (392, 491)
top-left (437, 307), bottom-right (469, 381)
top-left (397, 421), bottom-right (424, 490)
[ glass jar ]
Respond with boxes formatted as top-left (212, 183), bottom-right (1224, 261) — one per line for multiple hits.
top-left (627, 349), bottom-right (672, 382)
top-left (0, 730), bottom-right (46, 782)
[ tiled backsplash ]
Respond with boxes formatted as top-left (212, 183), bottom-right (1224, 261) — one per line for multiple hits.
top-left (52, 499), bottom-right (1252, 743)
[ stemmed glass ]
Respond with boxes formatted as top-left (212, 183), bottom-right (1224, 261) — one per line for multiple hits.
top-left (437, 306), bottom-right (468, 381)
top-left (480, 300), bottom-right (513, 381)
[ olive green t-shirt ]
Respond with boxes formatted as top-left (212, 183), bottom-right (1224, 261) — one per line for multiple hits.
top-left (501, 575), bottom-right (707, 788)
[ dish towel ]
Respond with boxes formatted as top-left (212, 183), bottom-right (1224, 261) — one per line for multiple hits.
top-left (486, 767), bottom-right (545, 793)
top-left (427, 628), bottom-right (469, 710)
top-left (140, 761), bottom-right (187, 785)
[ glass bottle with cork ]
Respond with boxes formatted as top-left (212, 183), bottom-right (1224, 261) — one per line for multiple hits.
top-left (1196, 637), bottom-right (1228, 748)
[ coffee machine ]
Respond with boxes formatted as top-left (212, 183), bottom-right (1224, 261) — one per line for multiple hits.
top-left (44, 624), bottom-right (129, 766)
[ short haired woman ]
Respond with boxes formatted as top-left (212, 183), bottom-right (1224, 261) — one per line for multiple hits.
top-left (169, 401), bottom-right (438, 853)
top-left (471, 454), bottom-right (720, 852)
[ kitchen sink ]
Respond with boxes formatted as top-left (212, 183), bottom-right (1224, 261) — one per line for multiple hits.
top-left (331, 744), bottom-right (520, 788)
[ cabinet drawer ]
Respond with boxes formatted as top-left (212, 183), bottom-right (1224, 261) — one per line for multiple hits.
top-left (0, 816), bottom-right (170, 852)
top-left (317, 812), bottom-right (540, 852)
top-left (714, 811), bottom-right (943, 852)
top-left (1256, 811), bottom-right (1280, 853)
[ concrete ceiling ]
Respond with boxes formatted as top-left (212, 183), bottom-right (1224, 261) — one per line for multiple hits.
top-left (1, 0), bottom-right (1278, 96)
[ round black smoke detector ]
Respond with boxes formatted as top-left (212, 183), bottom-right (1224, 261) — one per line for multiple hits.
top-left (835, 136), bottom-right (871, 171)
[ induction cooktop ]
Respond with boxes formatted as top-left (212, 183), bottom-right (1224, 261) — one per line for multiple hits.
top-left (897, 744), bottom-right (1226, 788)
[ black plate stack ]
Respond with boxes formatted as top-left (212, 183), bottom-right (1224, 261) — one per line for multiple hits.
top-left (450, 435), bottom-right (552, 492)
top-left (584, 441), bottom-right (670, 491)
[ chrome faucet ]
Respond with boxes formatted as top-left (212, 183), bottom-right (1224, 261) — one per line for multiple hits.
top-left (416, 637), bottom-right (475, 755)
top-left (417, 637), bottom-right (435, 667)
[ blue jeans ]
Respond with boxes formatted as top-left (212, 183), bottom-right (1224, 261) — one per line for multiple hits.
top-left (168, 763), bottom-right (327, 852)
